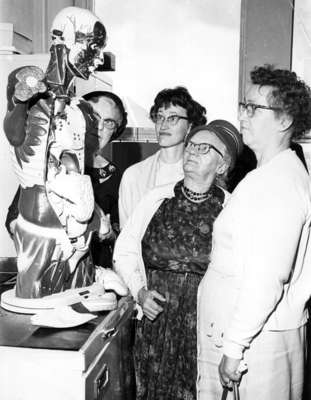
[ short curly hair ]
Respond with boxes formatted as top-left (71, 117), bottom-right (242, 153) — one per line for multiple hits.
top-left (250, 64), bottom-right (311, 139)
top-left (150, 86), bottom-right (207, 128)
top-left (83, 90), bottom-right (127, 141)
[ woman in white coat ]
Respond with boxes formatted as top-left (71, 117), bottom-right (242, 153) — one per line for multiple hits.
top-left (197, 65), bottom-right (311, 400)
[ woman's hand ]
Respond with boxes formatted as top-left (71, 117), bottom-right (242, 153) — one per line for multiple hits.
top-left (137, 288), bottom-right (166, 321)
top-left (218, 355), bottom-right (242, 388)
top-left (98, 213), bottom-right (116, 241)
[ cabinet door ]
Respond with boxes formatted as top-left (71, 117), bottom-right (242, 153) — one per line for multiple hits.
top-left (84, 301), bottom-right (136, 400)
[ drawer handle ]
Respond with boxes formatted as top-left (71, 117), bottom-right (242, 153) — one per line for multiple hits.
top-left (101, 327), bottom-right (117, 339)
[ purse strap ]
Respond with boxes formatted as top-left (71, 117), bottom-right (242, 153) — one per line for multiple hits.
top-left (221, 382), bottom-right (240, 400)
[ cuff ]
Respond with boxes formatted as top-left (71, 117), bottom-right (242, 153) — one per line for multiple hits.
top-left (222, 339), bottom-right (245, 359)
top-left (129, 281), bottom-right (146, 302)
top-left (135, 304), bottom-right (144, 320)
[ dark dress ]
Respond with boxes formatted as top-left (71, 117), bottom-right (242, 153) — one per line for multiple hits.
top-left (135, 180), bottom-right (225, 400)
top-left (86, 161), bottom-right (121, 268)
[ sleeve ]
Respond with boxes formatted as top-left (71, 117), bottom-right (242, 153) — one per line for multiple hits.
top-left (118, 168), bottom-right (133, 229)
top-left (113, 194), bottom-right (151, 300)
top-left (223, 181), bottom-right (306, 359)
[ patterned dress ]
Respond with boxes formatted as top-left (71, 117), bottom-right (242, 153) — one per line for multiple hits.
top-left (135, 180), bottom-right (225, 400)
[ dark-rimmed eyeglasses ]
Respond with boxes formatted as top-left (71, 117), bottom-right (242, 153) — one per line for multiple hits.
top-left (101, 118), bottom-right (119, 131)
top-left (239, 100), bottom-right (283, 118)
top-left (185, 141), bottom-right (224, 157)
top-left (151, 114), bottom-right (189, 127)
top-left (94, 112), bottom-right (119, 131)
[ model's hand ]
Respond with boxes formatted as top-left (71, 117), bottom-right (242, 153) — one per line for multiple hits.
top-left (14, 66), bottom-right (47, 102)
top-left (137, 288), bottom-right (166, 321)
top-left (9, 218), bottom-right (17, 236)
top-left (218, 355), bottom-right (242, 388)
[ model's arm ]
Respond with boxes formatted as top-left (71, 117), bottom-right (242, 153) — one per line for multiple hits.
top-left (4, 66), bottom-right (47, 146)
top-left (5, 187), bottom-right (21, 236)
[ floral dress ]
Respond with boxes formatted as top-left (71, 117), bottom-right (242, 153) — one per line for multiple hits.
top-left (134, 180), bottom-right (225, 400)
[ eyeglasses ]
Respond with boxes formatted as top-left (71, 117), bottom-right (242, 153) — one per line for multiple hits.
top-left (185, 141), bottom-right (224, 157)
top-left (93, 112), bottom-right (119, 131)
top-left (239, 100), bottom-right (283, 118)
top-left (152, 114), bottom-right (189, 126)
top-left (101, 118), bottom-right (119, 131)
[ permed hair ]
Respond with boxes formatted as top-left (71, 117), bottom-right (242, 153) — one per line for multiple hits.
top-left (83, 90), bottom-right (128, 141)
top-left (149, 86), bottom-right (207, 128)
top-left (250, 64), bottom-right (311, 139)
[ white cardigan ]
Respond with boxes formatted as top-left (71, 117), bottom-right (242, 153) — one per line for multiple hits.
top-left (114, 182), bottom-right (176, 300)
top-left (118, 151), bottom-right (183, 228)
top-left (198, 149), bottom-right (311, 359)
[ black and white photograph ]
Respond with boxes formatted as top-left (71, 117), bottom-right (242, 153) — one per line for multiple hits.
top-left (0, 1), bottom-right (311, 399)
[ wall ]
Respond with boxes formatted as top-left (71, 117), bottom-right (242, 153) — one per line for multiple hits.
top-left (292, 0), bottom-right (311, 86)
top-left (0, 0), bottom-right (34, 52)
top-left (239, 0), bottom-right (294, 99)
top-left (95, 0), bottom-right (241, 126)
top-left (292, 0), bottom-right (311, 170)
top-left (0, 0), bottom-right (94, 53)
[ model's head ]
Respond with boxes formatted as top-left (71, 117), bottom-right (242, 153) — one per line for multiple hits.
top-left (51, 7), bottom-right (106, 79)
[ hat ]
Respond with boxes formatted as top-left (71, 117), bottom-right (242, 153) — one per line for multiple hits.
top-left (186, 120), bottom-right (243, 169)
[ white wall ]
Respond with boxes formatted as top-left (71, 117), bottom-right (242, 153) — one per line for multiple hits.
top-left (292, 0), bottom-right (311, 170)
top-left (292, 0), bottom-right (311, 86)
top-left (95, 0), bottom-right (241, 125)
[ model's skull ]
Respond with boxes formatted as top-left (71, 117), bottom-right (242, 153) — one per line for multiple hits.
top-left (51, 7), bottom-right (106, 79)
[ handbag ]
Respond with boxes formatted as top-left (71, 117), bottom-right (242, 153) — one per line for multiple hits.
top-left (221, 382), bottom-right (240, 400)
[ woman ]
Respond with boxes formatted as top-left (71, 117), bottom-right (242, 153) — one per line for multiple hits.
top-left (83, 91), bottom-right (128, 267)
top-left (197, 65), bottom-right (311, 400)
top-left (113, 120), bottom-right (243, 400)
top-left (118, 86), bottom-right (206, 228)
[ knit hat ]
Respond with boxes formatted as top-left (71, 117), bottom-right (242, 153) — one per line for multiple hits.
top-left (186, 119), bottom-right (243, 170)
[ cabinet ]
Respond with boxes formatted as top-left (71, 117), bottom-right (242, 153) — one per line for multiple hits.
top-left (0, 297), bottom-right (135, 400)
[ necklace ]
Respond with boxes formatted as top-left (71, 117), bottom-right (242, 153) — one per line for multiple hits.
top-left (181, 183), bottom-right (210, 203)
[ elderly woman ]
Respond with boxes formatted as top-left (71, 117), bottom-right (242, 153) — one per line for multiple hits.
top-left (113, 120), bottom-right (243, 400)
top-left (197, 65), bottom-right (311, 400)
top-left (83, 91), bottom-right (128, 267)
